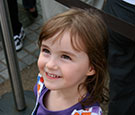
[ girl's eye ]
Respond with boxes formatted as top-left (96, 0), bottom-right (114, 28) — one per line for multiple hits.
top-left (42, 48), bottom-right (50, 54)
top-left (61, 55), bottom-right (72, 60)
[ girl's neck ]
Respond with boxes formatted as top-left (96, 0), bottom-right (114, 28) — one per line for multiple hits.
top-left (44, 87), bottom-right (87, 111)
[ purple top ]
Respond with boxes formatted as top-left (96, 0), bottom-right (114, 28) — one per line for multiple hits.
top-left (32, 74), bottom-right (102, 115)
top-left (33, 85), bottom-right (102, 115)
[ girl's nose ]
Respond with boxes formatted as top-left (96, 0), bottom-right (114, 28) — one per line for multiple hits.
top-left (46, 57), bottom-right (58, 70)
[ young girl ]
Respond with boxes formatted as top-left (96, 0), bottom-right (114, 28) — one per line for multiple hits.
top-left (32, 8), bottom-right (108, 115)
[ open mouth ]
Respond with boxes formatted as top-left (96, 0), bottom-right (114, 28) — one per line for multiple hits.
top-left (46, 72), bottom-right (61, 79)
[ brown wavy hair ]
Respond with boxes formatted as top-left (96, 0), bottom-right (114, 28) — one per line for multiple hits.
top-left (38, 8), bottom-right (109, 107)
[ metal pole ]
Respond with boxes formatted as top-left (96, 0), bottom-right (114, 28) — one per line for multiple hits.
top-left (0, 0), bottom-right (26, 110)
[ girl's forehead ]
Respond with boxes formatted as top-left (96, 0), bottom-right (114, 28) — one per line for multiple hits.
top-left (42, 30), bottom-right (86, 52)
top-left (42, 31), bottom-right (72, 47)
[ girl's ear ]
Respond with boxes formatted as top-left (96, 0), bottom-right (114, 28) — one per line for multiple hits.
top-left (86, 66), bottom-right (96, 76)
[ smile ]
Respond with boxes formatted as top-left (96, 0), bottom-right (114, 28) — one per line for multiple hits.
top-left (46, 72), bottom-right (61, 79)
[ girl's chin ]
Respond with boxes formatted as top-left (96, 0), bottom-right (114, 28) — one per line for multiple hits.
top-left (44, 81), bottom-right (59, 90)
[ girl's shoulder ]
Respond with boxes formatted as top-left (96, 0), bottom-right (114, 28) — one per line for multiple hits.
top-left (71, 105), bottom-right (102, 115)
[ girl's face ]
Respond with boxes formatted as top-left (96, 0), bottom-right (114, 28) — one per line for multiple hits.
top-left (38, 31), bottom-right (95, 92)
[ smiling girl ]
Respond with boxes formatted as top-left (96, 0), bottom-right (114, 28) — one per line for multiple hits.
top-left (32, 8), bottom-right (108, 115)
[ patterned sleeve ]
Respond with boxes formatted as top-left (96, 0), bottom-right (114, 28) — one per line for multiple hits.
top-left (71, 106), bottom-right (102, 115)
top-left (33, 73), bottom-right (44, 98)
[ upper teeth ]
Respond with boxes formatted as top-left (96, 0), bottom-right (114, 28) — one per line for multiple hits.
top-left (48, 73), bottom-right (56, 77)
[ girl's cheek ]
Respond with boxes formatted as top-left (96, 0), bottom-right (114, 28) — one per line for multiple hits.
top-left (37, 56), bottom-right (44, 71)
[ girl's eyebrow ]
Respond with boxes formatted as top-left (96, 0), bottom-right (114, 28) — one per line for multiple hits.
top-left (41, 43), bottom-right (77, 57)
top-left (41, 44), bottom-right (49, 48)
top-left (60, 51), bottom-right (77, 57)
